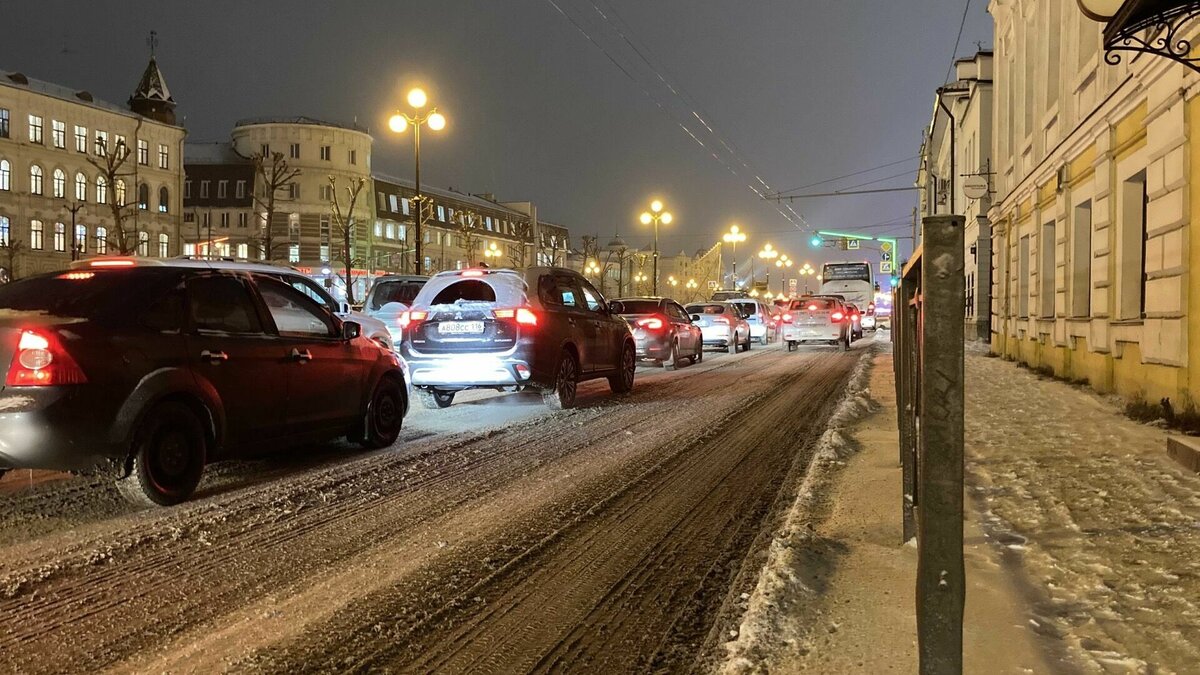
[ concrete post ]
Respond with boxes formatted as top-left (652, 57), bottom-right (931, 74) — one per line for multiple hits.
top-left (900, 272), bottom-right (918, 544)
top-left (916, 214), bottom-right (965, 675)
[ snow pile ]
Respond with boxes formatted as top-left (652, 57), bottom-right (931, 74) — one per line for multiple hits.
top-left (719, 346), bottom-right (879, 673)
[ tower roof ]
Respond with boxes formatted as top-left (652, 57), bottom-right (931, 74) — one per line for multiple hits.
top-left (131, 57), bottom-right (173, 105)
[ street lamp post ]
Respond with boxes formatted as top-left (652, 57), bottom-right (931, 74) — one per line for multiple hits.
top-left (585, 258), bottom-right (601, 278)
top-left (685, 278), bottom-right (698, 302)
top-left (389, 88), bottom-right (447, 275)
top-left (758, 243), bottom-right (777, 291)
top-left (482, 241), bottom-right (503, 266)
top-left (633, 271), bottom-right (648, 294)
top-left (639, 200), bottom-right (673, 295)
top-left (65, 201), bottom-right (85, 260)
top-left (775, 255), bottom-right (793, 295)
top-left (798, 262), bottom-right (816, 294)
top-left (722, 224), bottom-right (746, 288)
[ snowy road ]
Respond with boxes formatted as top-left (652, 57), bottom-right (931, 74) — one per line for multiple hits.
top-left (0, 339), bottom-right (867, 673)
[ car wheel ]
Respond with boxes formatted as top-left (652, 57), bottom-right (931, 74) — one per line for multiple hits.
top-left (727, 336), bottom-right (737, 354)
top-left (692, 343), bottom-right (703, 364)
top-left (744, 334), bottom-right (751, 352)
top-left (609, 342), bottom-right (636, 394)
top-left (787, 341), bottom-right (796, 352)
top-left (842, 333), bottom-right (851, 351)
top-left (663, 341), bottom-right (678, 371)
top-left (117, 402), bottom-right (206, 507)
top-left (417, 388), bottom-right (455, 410)
top-left (544, 349), bottom-right (580, 409)
top-left (361, 377), bottom-right (405, 448)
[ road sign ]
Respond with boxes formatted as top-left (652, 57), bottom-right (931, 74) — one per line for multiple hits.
top-left (881, 251), bottom-right (892, 262)
top-left (881, 241), bottom-right (893, 253)
top-left (789, 278), bottom-right (798, 292)
top-left (964, 175), bottom-right (989, 200)
top-left (880, 261), bottom-right (893, 274)
top-left (707, 280), bottom-right (719, 289)
top-left (846, 239), bottom-right (860, 250)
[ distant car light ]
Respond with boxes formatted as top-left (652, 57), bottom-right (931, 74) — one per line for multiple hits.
top-left (831, 311), bottom-right (845, 321)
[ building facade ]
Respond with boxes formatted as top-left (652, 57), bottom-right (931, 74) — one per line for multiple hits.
top-left (988, 0), bottom-right (1199, 405)
top-left (0, 59), bottom-right (185, 279)
top-left (918, 51), bottom-right (994, 340)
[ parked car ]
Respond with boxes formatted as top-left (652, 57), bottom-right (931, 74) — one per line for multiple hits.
top-left (845, 303), bottom-right (865, 340)
top-left (610, 297), bottom-right (703, 369)
top-left (779, 296), bottom-right (852, 351)
top-left (397, 267), bottom-right (636, 410)
top-left (363, 274), bottom-right (429, 346)
top-left (861, 302), bottom-right (878, 332)
top-left (728, 298), bottom-right (776, 344)
top-left (685, 301), bottom-right (752, 354)
top-left (0, 257), bottom-right (409, 506)
top-left (711, 289), bottom-right (750, 302)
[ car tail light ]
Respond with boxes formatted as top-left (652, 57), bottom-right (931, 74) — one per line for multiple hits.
top-left (782, 313), bottom-right (794, 323)
top-left (868, 302), bottom-right (876, 312)
top-left (495, 308), bottom-right (538, 326)
top-left (461, 270), bottom-right (485, 277)
top-left (831, 311), bottom-right (845, 322)
top-left (636, 316), bottom-right (665, 330)
top-left (6, 329), bottom-right (87, 386)
top-left (399, 310), bottom-right (427, 329)
top-left (58, 271), bottom-right (95, 280)
top-left (807, 304), bottom-right (818, 311)
top-left (88, 259), bottom-right (136, 268)
top-left (713, 316), bottom-right (730, 325)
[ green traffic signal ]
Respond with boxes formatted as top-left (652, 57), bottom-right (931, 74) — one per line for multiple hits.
top-left (810, 236), bottom-right (822, 247)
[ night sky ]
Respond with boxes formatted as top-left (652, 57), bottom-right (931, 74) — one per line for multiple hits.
top-left (1, 1), bottom-right (991, 268)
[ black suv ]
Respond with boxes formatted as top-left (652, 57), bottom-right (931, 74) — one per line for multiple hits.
top-left (398, 267), bottom-right (636, 409)
top-left (0, 258), bottom-right (408, 506)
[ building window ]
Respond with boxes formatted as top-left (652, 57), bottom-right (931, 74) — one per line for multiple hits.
top-left (349, 149), bottom-right (357, 165)
top-left (30, 220), bottom-right (43, 250)
top-left (237, 243), bottom-right (249, 259)
top-left (28, 115), bottom-right (43, 144)
top-left (115, 179), bottom-right (126, 206)
top-left (238, 212), bottom-right (248, 228)
top-left (289, 183), bottom-right (299, 199)
top-left (0, 216), bottom-right (9, 245)
top-left (388, 195), bottom-right (399, 212)
top-left (437, 206), bottom-right (446, 222)
top-left (320, 145), bottom-right (331, 161)
top-left (1039, 221), bottom-right (1056, 318)
top-left (200, 180), bottom-right (210, 198)
top-left (74, 224), bottom-right (86, 254)
top-left (0, 160), bottom-right (9, 191)
top-left (288, 243), bottom-right (300, 263)
top-left (385, 222), bottom-right (395, 239)
top-left (30, 164), bottom-right (43, 195)
top-left (220, 212), bottom-right (230, 228)
top-left (75, 172), bottom-right (87, 201)
top-left (1118, 171), bottom-right (1148, 320)
top-left (218, 180), bottom-right (228, 199)
top-left (53, 222), bottom-right (66, 252)
top-left (1017, 234), bottom-right (1030, 318)
top-left (96, 176), bottom-right (108, 204)
top-left (321, 185), bottom-right (333, 202)
top-left (319, 244), bottom-right (329, 261)
top-left (183, 242), bottom-right (196, 256)
top-left (138, 231), bottom-right (149, 256)
top-left (485, 216), bottom-right (492, 230)
top-left (137, 183), bottom-right (149, 210)
top-left (137, 139), bottom-right (149, 165)
top-left (158, 233), bottom-right (169, 257)
top-left (236, 180), bottom-right (246, 199)
top-left (158, 144), bottom-right (169, 169)
top-left (115, 135), bottom-right (127, 159)
top-left (159, 186), bottom-right (169, 213)
top-left (184, 180), bottom-right (191, 199)
top-left (94, 130), bottom-right (108, 155)
top-left (289, 143), bottom-right (300, 159)
top-left (374, 221), bottom-right (383, 237)
top-left (401, 198), bottom-right (410, 215)
top-left (261, 143), bottom-right (270, 157)
top-left (95, 226), bottom-right (108, 254)
top-left (202, 212), bottom-right (210, 228)
top-left (52, 169), bottom-right (65, 198)
top-left (0, 108), bottom-right (8, 138)
top-left (51, 120), bottom-right (65, 149)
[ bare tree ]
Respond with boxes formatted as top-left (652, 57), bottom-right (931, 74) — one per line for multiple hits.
top-left (86, 141), bottom-right (137, 255)
top-left (251, 152), bottom-right (301, 261)
top-left (457, 209), bottom-right (483, 266)
top-left (509, 220), bottom-right (532, 269)
top-left (0, 239), bottom-right (25, 282)
top-left (328, 176), bottom-right (366, 305)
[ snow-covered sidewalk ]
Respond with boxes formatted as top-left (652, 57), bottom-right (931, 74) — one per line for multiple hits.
top-left (967, 352), bottom-right (1200, 672)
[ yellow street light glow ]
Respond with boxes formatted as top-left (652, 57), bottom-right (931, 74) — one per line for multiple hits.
top-left (651, 200), bottom-right (663, 213)
top-left (428, 112), bottom-right (446, 131)
top-left (407, 88), bottom-right (428, 109)
top-left (661, 212), bottom-right (673, 225)
top-left (388, 113), bottom-right (408, 133)
top-left (640, 212), bottom-right (653, 225)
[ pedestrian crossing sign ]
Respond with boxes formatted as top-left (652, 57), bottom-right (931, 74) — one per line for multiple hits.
top-left (880, 261), bottom-right (893, 274)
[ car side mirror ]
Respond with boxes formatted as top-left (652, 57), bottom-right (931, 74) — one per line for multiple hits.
top-left (342, 320), bottom-right (361, 340)
top-left (690, 314), bottom-right (701, 322)
top-left (338, 301), bottom-right (352, 315)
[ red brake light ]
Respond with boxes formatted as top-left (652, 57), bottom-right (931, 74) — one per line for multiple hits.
top-left (807, 304), bottom-right (818, 311)
top-left (782, 313), bottom-right (793, 323)
top-left (831, 311), bottom-right (845, 321)
top-left (515, 308), bottom-right (538, 326)
top-left (868, 302), bottom-right (876, 312)
top-left (636, 316), bottom-right (665, 330)
top-left (461, 270), bottom-right (485, 277)
top-left (88, 259), bottom-right (136, 268)
top-left (398, 310), bottom-right (427, 329)
top-left (58, 271), bottom-right (95, 280)
top-left (6, 329), bottom-right (87, 386)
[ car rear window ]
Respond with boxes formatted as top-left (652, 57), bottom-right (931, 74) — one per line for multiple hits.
top-left (368, 279), bottom-right (424, 311)
top-left (686, 304), bottom-right (725, 315)
top-left (0, 269), bottom-right (170, 320)
top-left (612, 299), bottom-right (660, 314)
top-left (414, 273), bottom-right (527, 309)
top-left (802, 298), bottom-right (837, 311)
top-left (730, 301), bottom-right (758, 315)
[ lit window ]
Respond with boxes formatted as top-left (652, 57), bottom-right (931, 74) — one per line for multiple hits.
top-left (158, 186), bottom-right (169, 213)
top-left (402, 198), bottom-right (410, 215)
top-left (96, 176), bottom-right (108, 204)
top-left (95, 226), bottom-right (108, 254)
top-left (75, 172), bottom-right (87, 201)
top-left (115, 135), bottom-right (127, 159)
top-left (28, 115), bottom-right (43, 144)
top-left (94, 130), bottom-right (108, 155)
top-left (74, 125), bottom-right (87, 152)
top-left (115, 179), bottom-right (126, 206)
top-left (0, 159), bottom-right (9, 191)
top-left (183, 242), bottom-right (196, 256)
top-left (51, 120), bottom-right (65, 149)
top-left (137, 231), bottom-right (149, 256)
top-left (52, 169), bottom-right (66, 198)
top-left (158, 233), bottom-right (169, 257)
top-left (0, 216), bottom-right (9, 245)
top-left (437, 205), bottom-right (445, 221)
top-left (29, 165), bottom-right (43, 195)
top-left (389, 195), bottom-right (398, 212)
top-left (53, 222), bottom-right (66, 252)
top-left (0, 108), bottom-right (8, 138)
top-left (385, 223), bottom-right (395, 239)
top-left (374, 221), bottom-right (383, 237)
top-left (74, 224), bottom-right (86, 254)
top-left (288, 243), bottom-right (300, 263)
top-left (158, 144), bottom-right (169, 169)
top-left (30, 220), bottom-right (43, 250)
top-left (237, 243), bottom-right (249, 258)
top-left (319, 244), bottom-right (329, 261)
top-left (137, 139), bottom-right (149, 165)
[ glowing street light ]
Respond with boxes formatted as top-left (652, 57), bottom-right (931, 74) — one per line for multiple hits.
top-left (483, 241), bottom-right (503, 264)
top-left (585, 258), bottom-right (602, 276)
top-left (640, 200), bottom-right (673, 295)
top-left (775, 254), bottom-right (793, 295)
top-left (633, 271), bottom-right (648, 293)
top-left (758, 243), bottom-right (778, 290)
top-left (798, 261), bottom-right (815, 294)
top-left (388, 86), bottom-right (447, 274)
top-left (723, 224), bottom-right (747, 286)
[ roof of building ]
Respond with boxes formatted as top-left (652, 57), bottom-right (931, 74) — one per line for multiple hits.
top-left (235, 116), bottom-right (370, 134)
top-left (1, 68), bottom-right (133, 117)
top-left (184, 141), bottom-right (250, 165)
top-left (130, 57), bottom-right (174, 105)
top-left (372, 173), bottom-right (529, 218)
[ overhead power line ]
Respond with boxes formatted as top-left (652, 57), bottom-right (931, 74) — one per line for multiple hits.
top-left (771, 155), bottom-right (920, 196)
top-left (944, 0), bottom-right (972, 84)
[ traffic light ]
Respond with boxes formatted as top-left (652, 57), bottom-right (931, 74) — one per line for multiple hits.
top-left (810, 235), bottom-right (822, 248)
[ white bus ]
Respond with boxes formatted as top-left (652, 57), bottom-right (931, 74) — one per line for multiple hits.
top-left (818, 261), bottom-right (875, 309)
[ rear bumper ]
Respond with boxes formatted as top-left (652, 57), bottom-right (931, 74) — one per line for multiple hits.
top-left (400, 347), bottom-right (537, 389)
top-left (632, 332), bottom-right (672, 360)
top-left (782, 325), bottom-right (841, 342)
top-left (0, 388), bottom-right (121, 472)
top-left (698, 326), bottom-right (733, 346)
top-left (862, 316), bottom-right (877, 329)
top-left (748, 323), bottom-right (769, 339)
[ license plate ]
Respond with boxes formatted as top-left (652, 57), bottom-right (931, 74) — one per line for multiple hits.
top-left (438, 321), bottom-right (484, 335)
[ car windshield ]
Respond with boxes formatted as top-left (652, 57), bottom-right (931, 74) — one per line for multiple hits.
top-left (0, 269), bottom-right (166, 320)
top-left (612, 300), bottom-right (660, 314)
top-left (368, 280), bottom-right (424, 311)
top-left (686, 304), bottom-right (725, 315)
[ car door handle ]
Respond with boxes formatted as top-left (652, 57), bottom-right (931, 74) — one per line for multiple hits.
top-left (200, 350), bottom-right (228, 363)
top-left (291, 348), bottom-right (313, 362)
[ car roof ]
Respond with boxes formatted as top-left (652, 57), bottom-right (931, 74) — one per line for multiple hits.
top-left (69, 255), bottom-right (313, 276)
top-left (371, 274), bottom-right (430, 283)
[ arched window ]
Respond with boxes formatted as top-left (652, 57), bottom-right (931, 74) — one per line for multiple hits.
top-left (74, 224), bottom-right (87, 254)
top-left (30, 164), bottom-right (43, 195)
top-left (95, 226), bottom-right (108, 254)
top-left (96, 176), bottom-right (108, 204)
top-left (137, 183), bottom-right (149, 211)
top-left (114, 179), bottom-right (126, 206)
top-left (0, 216), bottom-right (10, 246)
top-left (137, 230), bottom-right (149, 256)
top-left (74, 172), bottom-right (87, 201)
top-left (0, 160), bottom-right (10, 191)
top-left (158, 186), bottom-right (169, 213)
top-left (52, 168), bottom-right (65, 198)
top-left (157, 232), bottom-right (169, 257)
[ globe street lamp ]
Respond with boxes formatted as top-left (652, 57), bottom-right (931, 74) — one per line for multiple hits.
top-left (685, 278), bottom-right (698, 302)
top-left (722, 224), bottom-right (747, 287)
top-left (585, 258), bottom-right (601, 276)
top-left (798, 262), bottom-right (816, 294)
top-left (640, 200), bottom-right (673, 295)
top-left (775, 254), bottom-right (793, 295)
top-left (388, 87), bottom-right (447, 274)
top-left (483, 241), bottom-right (503, 264)
top-left (633, 271), bottom-right (648, 294)
top-left (758, 243), bottom-right (778, 290)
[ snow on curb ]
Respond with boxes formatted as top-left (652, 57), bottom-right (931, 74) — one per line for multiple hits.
top-left (718, 346), bottom-right (879, 673)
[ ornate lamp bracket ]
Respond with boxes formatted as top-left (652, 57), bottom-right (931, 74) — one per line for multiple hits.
top-left (1102, 1), bottom-right (1200, 72)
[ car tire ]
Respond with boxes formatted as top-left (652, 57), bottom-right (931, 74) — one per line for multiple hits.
top-left (842, 333), bottom-right (851, 351)
top-left (787, 341), bottom-right (796, 352)
top-left (692, 344), bottom-right (703, 364)
top-left (609, 341), bottom-right (636, 394)
top-left (360, 377), bottom-right (405, 448)
top-left (418, 388), bottom-right (455, 410)
top-left (664, 341), bottom-right (678, 371)
top-left (117, 402), bottom-right (206, 507)
top-left (744, 334), bottom-right (751, 352)
top-left (544, 349), bottom-right (580, 409)
top-left (727, 337), bottom-right (737, 354)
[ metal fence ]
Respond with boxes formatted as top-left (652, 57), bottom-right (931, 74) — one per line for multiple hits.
top-left (892, 214), bottom-right (966, 675)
